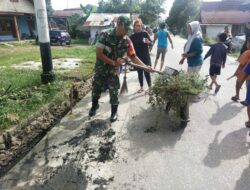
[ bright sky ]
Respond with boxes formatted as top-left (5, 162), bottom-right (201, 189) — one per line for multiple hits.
top-left (51, 0), bottom-right (221, 16)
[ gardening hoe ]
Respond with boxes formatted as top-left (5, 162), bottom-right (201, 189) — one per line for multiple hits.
top-left (120, 64), bottom-right (128, 95)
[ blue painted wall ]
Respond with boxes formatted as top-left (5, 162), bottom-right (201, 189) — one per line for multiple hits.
top-left (18, 16), bottom-right (30, 37)
top-left (0, 15), bottom-right (37, 41)
top-left (0, 35), bottom-right (16, 41)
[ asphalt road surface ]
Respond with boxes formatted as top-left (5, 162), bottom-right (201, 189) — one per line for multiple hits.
top-left (1, 36), bottom-right (250, 190)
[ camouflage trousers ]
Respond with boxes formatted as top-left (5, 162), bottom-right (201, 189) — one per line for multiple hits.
top-left (92, 61), bottom-right (120, 105)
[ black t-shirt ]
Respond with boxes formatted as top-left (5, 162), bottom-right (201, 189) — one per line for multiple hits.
top-left (130, 31), bottom-right (152, 65)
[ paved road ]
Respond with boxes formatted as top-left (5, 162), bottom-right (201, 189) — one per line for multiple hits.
top-left (1, 36), bottom-right (250, 190)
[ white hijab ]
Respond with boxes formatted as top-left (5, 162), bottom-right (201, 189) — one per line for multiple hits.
top-left (184, 21), bottom-right (202, 53)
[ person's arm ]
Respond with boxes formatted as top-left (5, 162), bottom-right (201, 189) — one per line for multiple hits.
top-left (234, 52), bottom-right (249, 75)
top-left (183, 38), bottom-right (203, 58)
top-left (95, 32), bottom-right (120, 67)
top-left (145, 32), bottom-right (153, 46)
top-left (204, 46), bottom-right (213, 60)
top-left (96, 48), bottom-right (117, 66)
top-left (222, 50), bottom-right (227, 68)
top-left (153, 32), bottom-right (158, 45)
top-left (167, 32), bottom-right (174, 49)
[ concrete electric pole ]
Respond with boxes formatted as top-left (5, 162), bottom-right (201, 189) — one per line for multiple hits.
top-left (129, 0), bottom-right (133, 22)
top-left (33, 0), bottom-right (55, 84)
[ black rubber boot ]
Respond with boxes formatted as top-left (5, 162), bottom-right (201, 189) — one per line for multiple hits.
top-left (110, 105), bottom-right (118, 122)
top-left (165, 102), bottom-right (171, 114)
top-left (179, 101), bottom-right (190, 128)
top-left (89, 99), bottom-right (99, 117)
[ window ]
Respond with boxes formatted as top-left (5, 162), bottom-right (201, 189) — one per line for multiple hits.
top-left (0, 20), bottom-right (13, 35)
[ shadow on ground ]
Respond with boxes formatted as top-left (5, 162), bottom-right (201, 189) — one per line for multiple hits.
top-left (203, 128), bottom-right (250, 168)
top-left (234, 157), bottom-right (250, 190)
top-left (123, 106), bottom-right (185, 160)
top-left (209, 102), bottom-right (244, 125)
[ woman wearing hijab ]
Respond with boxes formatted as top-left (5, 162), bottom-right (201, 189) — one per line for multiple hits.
top-left (179, 21), bottom-right (203, 73)
top-left (130, 18), bottom-right (152, 93)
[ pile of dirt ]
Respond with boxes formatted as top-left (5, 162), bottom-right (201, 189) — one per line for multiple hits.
top-left (0, 78), bottom-right (92, 177)
top-left (4, 120), bottom-right (117, 190)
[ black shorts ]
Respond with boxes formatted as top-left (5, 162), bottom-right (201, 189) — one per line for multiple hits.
top-left (209, 64), bottom-right (221, 76)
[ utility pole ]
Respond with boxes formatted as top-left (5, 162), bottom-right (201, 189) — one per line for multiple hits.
top-left (34, 0), bottom-right (55, 84)
top-left (129, 0), bottom-right (132, 22)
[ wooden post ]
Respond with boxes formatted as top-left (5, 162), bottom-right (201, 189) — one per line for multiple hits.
top-left (13, 16), bottom-right (20, 41)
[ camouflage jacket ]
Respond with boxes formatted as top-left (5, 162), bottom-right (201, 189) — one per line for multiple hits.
top-left (95, 28), bottom-right (135, 64)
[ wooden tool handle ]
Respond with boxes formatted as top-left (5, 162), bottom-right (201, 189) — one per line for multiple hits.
top-left (129, 62), bottom-right (163, 74)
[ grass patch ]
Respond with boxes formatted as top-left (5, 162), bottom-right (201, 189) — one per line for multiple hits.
top-left (0, 42), bottom-right (95, 131)
top-left (71, 38), bottom-right (89, 45)
top-left (0, 41), bottom-right (95, 67)
top-left (52, 46), bottom-right (95, 61)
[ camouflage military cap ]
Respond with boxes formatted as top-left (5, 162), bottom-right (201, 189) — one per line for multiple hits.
top-left (117, 15), bottom-right (132, 31)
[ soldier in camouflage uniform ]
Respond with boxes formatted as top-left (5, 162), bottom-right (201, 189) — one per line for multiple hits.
top-left (89, 15), bottom-right (152, 122)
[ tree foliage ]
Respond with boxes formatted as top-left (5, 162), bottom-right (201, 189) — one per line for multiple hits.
top-left (67, 4), bottom-right (96, 39)
top-left (140, 0), bottom-right (165, 24)
top-left (68, 14), bottom-right (84, 38)
top-left (166, 0), bottom-right (200, 35)
top-left (97, 0), bottom-right (165, 25)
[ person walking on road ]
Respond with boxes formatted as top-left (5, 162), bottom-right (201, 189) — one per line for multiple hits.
top-left (231, 38), bottom-right (250, 105)
top-left (89, 15), bottom-right (152, 122)
top-left (241, 59), bottom-right (250, 128)
top-left (153, 22), bottom-right (174, 71)
top-left (179, 21), bottom-right (203, 74)
top-left (130, 19), bottom-right (152, 93)
top-left (223, 26), bottom-right (232, 54)
top-left (204, 33), bottom-right (227, 94)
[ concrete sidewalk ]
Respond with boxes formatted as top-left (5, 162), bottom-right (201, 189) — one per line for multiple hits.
top-left (1, 36), bottom-right (250, 190)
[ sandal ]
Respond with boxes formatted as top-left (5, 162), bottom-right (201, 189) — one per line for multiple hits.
top-left (240, 101), bottom-right (248, 106)
top-left (245, 121), bottom-right (250, 128)
top-left (231, 96), bottom-right (239, 102)
top-left (137, 88), bottom-right (144, 93)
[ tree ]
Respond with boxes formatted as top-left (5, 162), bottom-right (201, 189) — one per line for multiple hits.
top-left (97, 0), bottom-right (165, 24)
top-left (67, 4), bottom-right (96, 39)
top-left (68, 14), bottom-right (84, 39)
top-left (166, 0), bottom-right (200, 35)
top-left (140, 0), bottom-right (165, 24)
top-left (45, 0), bottom-right (54, 16)
top-left (97, 0), bottom-right (132, 13)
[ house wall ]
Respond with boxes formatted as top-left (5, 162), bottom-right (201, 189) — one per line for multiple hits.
top-left (0, 35), bottom-right (15, 41)
top-left (231, 24), bottom-right (245, 36)
top-left (0, 15), bottom-right (37, 41)
top-left (206, 25), bottom-right (229, 39)
top-left (90, 27), bottom-right (102, 39)
top-left (90, 26), bottom-right (114, 39)
top-left (0, 0), bottom-right (34, 14)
